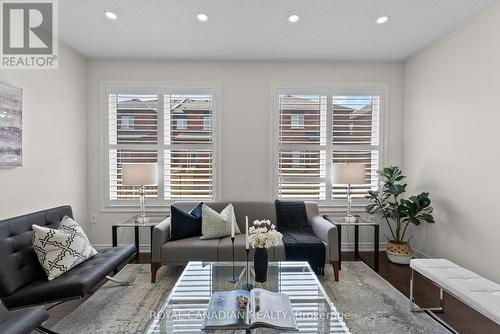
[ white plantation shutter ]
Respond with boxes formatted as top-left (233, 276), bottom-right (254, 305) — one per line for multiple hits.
top-left (277, 91), bottom-right (381, 203)
top-left (164, 94), bottom-right (214, 200)
top-left (279, 150), bottom-right (327, 199)
top-left (278, 95), bottom-right (327, 200)
top-left (332, 150), bottom-right (379, 199)
top-left (108, 93), bottom-right (159, 200)
top-left (106, 89), bottom-right (215, 205)
top-left (332, 96), bottom-right (380, 199)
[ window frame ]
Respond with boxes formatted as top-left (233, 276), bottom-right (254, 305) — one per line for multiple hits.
top-left (291, 151), bottom-right (305, 167)
top-left (203, 116), bottom-right (212, 130)
top-left (120, 115), bottom-right (135, 130)
top-left (290, 113), bottom-right (305, 129)
top-left (270, 84), bottom-right (387, 209)
top-left (176, 118), bottom-right (188, 130)
top-left (100, 82), bottom-right (221, 211)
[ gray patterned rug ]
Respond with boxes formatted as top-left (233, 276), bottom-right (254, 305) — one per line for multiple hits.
top-left (53, 262), bottom-right (448, 334)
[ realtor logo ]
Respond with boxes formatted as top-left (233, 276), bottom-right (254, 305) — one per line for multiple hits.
top-left (1, 0), bottom-right (58, 69)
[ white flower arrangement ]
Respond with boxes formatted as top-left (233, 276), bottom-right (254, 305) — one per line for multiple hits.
top-left (248, 219), bottom-right (283, 249)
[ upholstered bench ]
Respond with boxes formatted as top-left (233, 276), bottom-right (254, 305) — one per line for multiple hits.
top-left (410, 258), bottom-right (500, 327)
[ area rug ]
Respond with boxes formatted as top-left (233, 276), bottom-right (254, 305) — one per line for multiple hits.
top-left (53, 262), bottom-right (448, 334)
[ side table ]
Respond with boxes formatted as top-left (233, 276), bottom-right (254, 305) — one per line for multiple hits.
top-left (323, 215), bottom-right (380, 272)
top-left (112, 215), bottom-right (168, 260)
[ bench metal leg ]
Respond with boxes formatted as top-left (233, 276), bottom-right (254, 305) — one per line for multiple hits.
top-left (105, 275), bottom-right (131, 286)
top-left (439, 287), bottom-right (444, 311)
top-left (410, 269), bottom-right (459, 334)
top-left (410, 269), bottom-right (444, 313)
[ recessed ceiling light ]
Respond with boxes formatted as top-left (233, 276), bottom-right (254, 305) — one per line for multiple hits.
top-left (376, 16), bottom-right (389, 24)
top-left (196, 13), bottom-right (208, 22)
top-left (288, 14), bottom-right (300, 23)
top-left (104, 11), bottom-right (118, 20)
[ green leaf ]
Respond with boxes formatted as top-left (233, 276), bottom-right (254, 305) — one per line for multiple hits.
top-left (365, 204), bottom-right (377, 214)
top-left (366, 166), bottom-right (436, 232)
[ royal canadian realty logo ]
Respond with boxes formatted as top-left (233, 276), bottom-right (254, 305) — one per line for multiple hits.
top-left (1, 0), bottom-right (58, 69)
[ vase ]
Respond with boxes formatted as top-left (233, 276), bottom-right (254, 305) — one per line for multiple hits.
top-left (386, 241), bottom-right (413, 265)
top-left (253, 247), bottom-right (268, 283)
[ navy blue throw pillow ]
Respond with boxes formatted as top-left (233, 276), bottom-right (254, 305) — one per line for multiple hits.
top-left (169, 203), bottom-right (203, 241)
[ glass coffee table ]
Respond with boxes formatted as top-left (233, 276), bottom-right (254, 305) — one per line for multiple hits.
top-left (146, 261), bottom-right (350, 333)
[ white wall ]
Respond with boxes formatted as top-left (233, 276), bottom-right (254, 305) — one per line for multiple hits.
top-left (0, 43), bottom-right (87, 227)
top-left (86, 60), bottom-right (404, 248)
top-left (404, 2), bottom-right (500, 282)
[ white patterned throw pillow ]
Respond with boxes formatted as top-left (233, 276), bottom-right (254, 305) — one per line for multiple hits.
top-left (32, 216), bottom-right (97, 280)
top-left (200, 203), bottom-right (241, 240)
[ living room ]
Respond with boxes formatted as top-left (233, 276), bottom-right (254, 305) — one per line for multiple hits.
top-left (0, 1), bottom-right (499, 333)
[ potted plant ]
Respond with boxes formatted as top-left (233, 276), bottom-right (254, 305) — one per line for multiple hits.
top-left (248, 220), bottom-right (282, 282)
top-left (366, 166), bottom-right (435, 264)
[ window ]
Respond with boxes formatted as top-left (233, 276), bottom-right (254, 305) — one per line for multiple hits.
top-left (120, 115), bottom-right (134, 129)
top-left (176, 118), bottom-right (187, 130)
top-left (290, 113), bottom-right (304, 129)
top-left (203, 116), bottom-right (212, 130)
top-left (276, 91), bottom-right (381, 203)
top-left (106, 88), bottom-right (216, 205)
top-left (291, 152), bottom-right (304, 167)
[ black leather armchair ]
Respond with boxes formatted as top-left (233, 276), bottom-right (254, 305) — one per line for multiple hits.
top-left (0, 206), bottom-right (136, 309)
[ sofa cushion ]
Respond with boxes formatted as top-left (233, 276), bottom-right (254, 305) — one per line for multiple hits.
top-left (170, 203), bottom-right (203, 241)
top-left (218, 235), bottom-right (286, 261)
top-left (171, 201), bottom-right (278, 234)
top-left (161, 236), bottom-right (220, 264)
top-left (200, 203), bottom-right (241, 240)
top-left (0, 206), bottom-right (72, 296)
top-left (1, 245), bottom-right (135, 308)
top-left (0, 306), bottom-right (48, 334)
top-left (32, 216), bottom-right (97, 280)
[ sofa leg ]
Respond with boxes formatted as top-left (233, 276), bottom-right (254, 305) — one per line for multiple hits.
top-left (151, 262), bottom-right (161, 283)
top-left (331, 261), bottom-right (340, 282)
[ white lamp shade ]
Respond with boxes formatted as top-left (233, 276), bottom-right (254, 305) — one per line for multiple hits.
top-left (332, 163), bottom-right (366, 185)
top-left (121, 163), bottom-right (158, 186)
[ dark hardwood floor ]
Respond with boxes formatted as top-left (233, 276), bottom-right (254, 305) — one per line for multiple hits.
top-left (350, 251), bottom-right (499, 334)
top-left (43, 252), bottom-right (499, 333)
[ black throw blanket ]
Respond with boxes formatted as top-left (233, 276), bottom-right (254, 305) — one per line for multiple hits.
top-left (275, 200), bottom-right (325, 275)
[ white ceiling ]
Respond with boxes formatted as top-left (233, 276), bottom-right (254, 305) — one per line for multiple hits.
top-left (59, 0), bottom-right (496, 61)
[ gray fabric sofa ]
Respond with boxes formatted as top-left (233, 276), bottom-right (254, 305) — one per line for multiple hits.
top-left (151, 201), bottom-right (340, 282)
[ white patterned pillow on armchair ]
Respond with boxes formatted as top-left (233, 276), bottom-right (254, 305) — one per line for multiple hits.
top-left (32, 216), bottom-right (97, 280)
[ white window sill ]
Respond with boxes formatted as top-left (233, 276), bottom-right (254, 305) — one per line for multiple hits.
top-left (101, 204), bottom-right (171, 213)
top-left (101, 202), bottom-right (370, 214)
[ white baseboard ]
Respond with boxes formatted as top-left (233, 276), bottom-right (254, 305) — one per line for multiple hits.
top-left (342, 243), bottom-right (431, 259)
top-left (340, 242), bottom-right (387, 252)
top-left (411, 248), bottom-right (431, 259)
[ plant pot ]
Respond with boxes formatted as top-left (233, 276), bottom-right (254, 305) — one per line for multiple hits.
top-left (253, 247), bottom-right (268, 283)
top-left (386, 241), bottom-right (412, 265)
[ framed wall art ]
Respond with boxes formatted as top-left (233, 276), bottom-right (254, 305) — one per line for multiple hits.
top-left (0, 83), bottom-right (22, 167)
